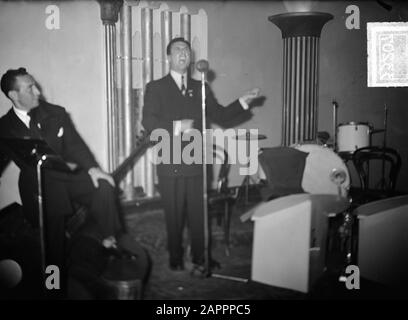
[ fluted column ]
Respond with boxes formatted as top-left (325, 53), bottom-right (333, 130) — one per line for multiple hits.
top-left (161, 9), bottom-right (172, 75)
top-left (269, 12), bottom-right (333, 146)
top-left (141, 7), bottom-right (154, 197)
top-left (180, 12), bottom-right (191, 42)
top-left (98, 0), bottom-right (123, 171)
top-left (119, 3), bottom-right (134, 200)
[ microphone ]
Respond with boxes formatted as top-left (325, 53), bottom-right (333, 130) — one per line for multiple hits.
top-left (196, 59), bottom-right (209, 73)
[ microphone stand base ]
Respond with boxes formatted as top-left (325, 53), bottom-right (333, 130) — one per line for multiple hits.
top-left (211, 273), bottom-right (249, 283)
top-left (190, 265), bottom-right (249, 283)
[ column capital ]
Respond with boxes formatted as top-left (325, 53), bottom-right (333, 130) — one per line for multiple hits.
top-left (269, 12), bottom-right (333, 38)
top-left (98, 0), bottom-right (123, 25)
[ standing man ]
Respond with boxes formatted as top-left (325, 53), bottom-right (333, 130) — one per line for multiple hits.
top-left (0, 68), bottom-right (136, 297)
top-left (142, 38), bottom-right (260, 272)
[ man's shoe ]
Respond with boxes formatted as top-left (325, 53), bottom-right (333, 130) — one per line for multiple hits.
top-left (169, 262), bottom-right (185, 272)
top-left (190, 258), bottom-right (221, 276)
top-left (104, 246), bottom-right (138, 260)
top-left (192, 258), bottom-right (221, 270)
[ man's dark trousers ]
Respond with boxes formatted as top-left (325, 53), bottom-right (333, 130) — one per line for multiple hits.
top-left (158, 174), bottom-right (205, 266)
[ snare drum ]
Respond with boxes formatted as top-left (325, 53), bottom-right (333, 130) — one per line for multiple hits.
top-left (293, 144), bottom-right (350, 197)
top-left (337, 122), bottom-right (371, 153)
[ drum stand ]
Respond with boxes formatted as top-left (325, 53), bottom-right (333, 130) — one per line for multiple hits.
top-left (338, 207), bottom-right (356, 282)
top-left (329, 156), bottom-right (356, 283)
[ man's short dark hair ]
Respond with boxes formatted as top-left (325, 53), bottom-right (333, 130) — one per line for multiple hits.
top-left (0, 67), bottom-right (28, 99)
top-left (166, 37), bottom-right (191, 55)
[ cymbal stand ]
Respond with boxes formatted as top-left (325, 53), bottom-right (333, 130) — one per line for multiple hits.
top-left (332, 100), bottom-right (338, 152)
top-left (379, 104), bottom-right (388, 190)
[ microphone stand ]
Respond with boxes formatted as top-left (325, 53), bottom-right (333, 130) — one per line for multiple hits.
top-left (332, 100), bottom-right (338, 152)
top-left (36, 155), bottom-right (47, 294)
top-left (200, 68), bottom-right (211, 276)
top-left (196, 62), bottom-right (248, 283)
top-left (37, 153), bottom-right (71, 297)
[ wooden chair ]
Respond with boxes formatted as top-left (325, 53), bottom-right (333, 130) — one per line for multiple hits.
top-left (351, 146), bottom-right (402, 205)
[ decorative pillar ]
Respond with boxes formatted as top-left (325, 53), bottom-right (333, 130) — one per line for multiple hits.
top-left (140, 7), bottom-right (154, 197)
top-left (119, 3), bottom-right (135, 200)
top-left (161, 9), bottom-right (172, 75)
top-left (180, 11), bottom-right (191, 42)
top-left (98, 0), bottom-right (123, 171)
top-left (180, 7), bottom-right (192, 74)
top-left (141, 8), bottom-right (153, 87)
top-left (269, 12), bottom-right (333, 146)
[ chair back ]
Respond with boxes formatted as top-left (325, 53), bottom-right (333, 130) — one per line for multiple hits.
top-left (352, 146), bottom-right (401, 191)
top-left (258, 147), bottom-right (308, 200)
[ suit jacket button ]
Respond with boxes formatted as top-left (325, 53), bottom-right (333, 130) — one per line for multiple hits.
top-left (174, 169), bottom-right (177, 173)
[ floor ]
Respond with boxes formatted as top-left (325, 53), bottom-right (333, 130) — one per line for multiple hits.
top-left (122, 192), bottom-right (406, 300)
top-left (1, 190), bottom-right (407, 300)
top-left (125, 201), bottom-right (304, 300)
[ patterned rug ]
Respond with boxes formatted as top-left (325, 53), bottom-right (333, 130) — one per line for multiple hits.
top-left (124, 207), bottom-right (304, 300)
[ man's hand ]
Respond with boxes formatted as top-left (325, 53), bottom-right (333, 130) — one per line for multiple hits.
top-left (88, 167), bottom-right (115, 188)
top-left (180, 119), bottom-right (194, 133)
top-left (240, 88), bottom-right (261, 105)
top-left (174, 119), bottom-right (194, 135)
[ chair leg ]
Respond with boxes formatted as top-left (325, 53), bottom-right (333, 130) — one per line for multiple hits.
top-left (224, 201), bottom-right (231, 257)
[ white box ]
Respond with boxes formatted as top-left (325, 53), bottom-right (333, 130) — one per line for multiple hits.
top-left (249, 194), bottom-right (348, 293)
top-left (356, 195), bottom-right (408, 288)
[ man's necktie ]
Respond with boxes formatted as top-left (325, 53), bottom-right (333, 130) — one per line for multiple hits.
top-left (28, 109), bottom-right (42, 139)
top-left (181, 75), bottom-right (186, 96)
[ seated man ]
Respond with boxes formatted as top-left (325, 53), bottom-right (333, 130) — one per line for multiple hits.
top-left (0, 68), bottom-right (135, 296)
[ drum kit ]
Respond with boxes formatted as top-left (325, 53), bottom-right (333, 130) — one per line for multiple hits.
top-left (234, 116), bottom-right (386, 203)
top-left (235, 101), bottom-right (387, 202)
top-left (245, 101), bottom-right (389, 279)
top-left (321, 102), bottom-right (388, 278)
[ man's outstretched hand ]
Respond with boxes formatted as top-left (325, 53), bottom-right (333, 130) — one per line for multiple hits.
top-left (240, 88), bottom-right (261, 105)
top-left (88, 167), bottom-right (115, 188)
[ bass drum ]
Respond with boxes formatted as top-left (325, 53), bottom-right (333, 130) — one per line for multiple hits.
top-left (293, 144), bottom-right (350, 197)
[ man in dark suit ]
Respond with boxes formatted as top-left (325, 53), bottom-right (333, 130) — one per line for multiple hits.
top-left (0, 68), bottom-right (133, 295)
top-left (142, 38), bottom-right (260, 272)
